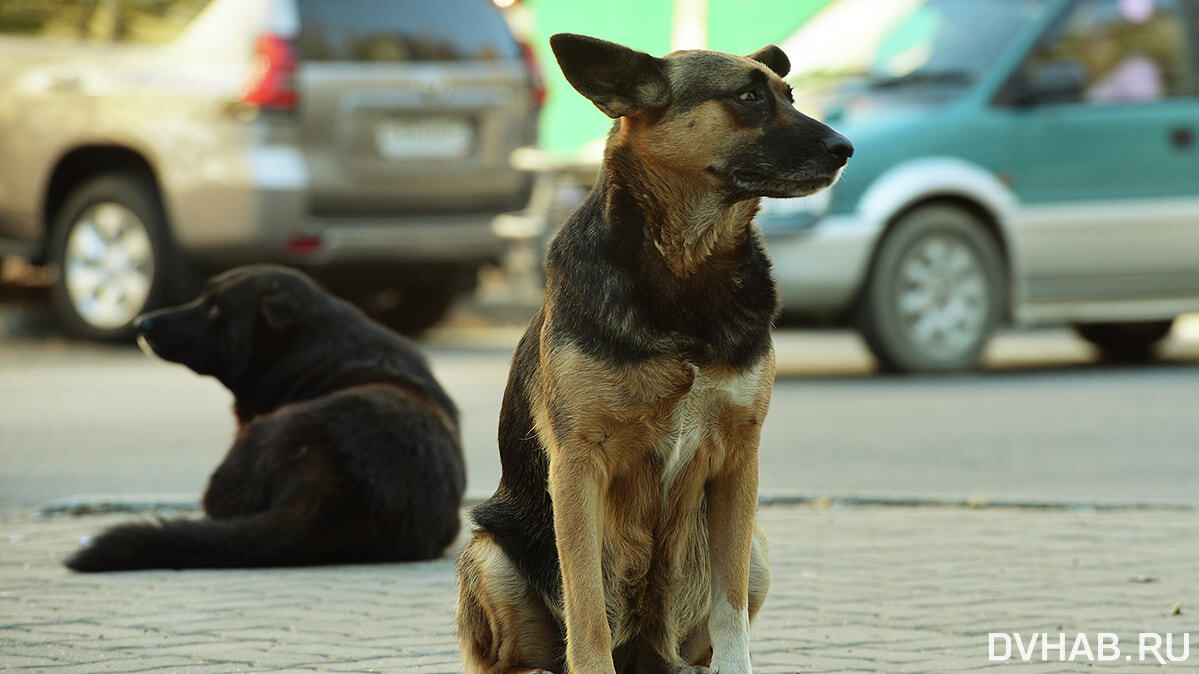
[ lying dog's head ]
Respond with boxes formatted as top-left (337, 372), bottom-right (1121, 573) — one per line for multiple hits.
top-left (134, 265), bottom-right (337, 389)
top-left (550, 33), bottom-right (851, 199)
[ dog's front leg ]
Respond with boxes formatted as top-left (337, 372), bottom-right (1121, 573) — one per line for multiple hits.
top-left (549, 451), bottom-right (616, 674)
top-left (705, 426), bottom-right (762, 673)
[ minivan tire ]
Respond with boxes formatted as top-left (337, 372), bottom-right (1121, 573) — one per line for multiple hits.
top-left (49, 173), bottom-right (175, 341)
top-left (857, 204), bottom-right (1005, 373)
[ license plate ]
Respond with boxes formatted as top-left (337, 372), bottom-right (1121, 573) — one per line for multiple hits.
top-left (375, 118), bottom-right (474, 159)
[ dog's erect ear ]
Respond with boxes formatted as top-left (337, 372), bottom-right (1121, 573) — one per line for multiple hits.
top-left (746, 44), bottom-right (790, 78)
top-left (550, 33), bottom-right (671, 118)
top-left (259, 291), bottom-right (296, 330)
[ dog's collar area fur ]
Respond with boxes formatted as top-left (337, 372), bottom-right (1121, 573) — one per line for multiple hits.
top-left (603, 141), bottom-right (761, 279)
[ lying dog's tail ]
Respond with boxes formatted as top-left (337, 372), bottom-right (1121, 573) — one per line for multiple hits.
top-left (64, 512), bottom-right (312, 572)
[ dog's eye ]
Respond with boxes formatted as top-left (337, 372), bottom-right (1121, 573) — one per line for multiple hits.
top-left (207, 304), bottom-right (221, 320)
top-left (738, 89), bottom-right (760, 103)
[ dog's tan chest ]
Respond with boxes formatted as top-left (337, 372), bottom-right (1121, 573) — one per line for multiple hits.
top-left (592, 356), bottom-right (772, 641)
top-left (535, 342), bottom-right (772, 489)
top-left (658, 361), bottom-right (765, 495)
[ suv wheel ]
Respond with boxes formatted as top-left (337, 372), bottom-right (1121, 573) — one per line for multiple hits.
top-left (857, 204), bottom-right (1004, 373)
top-left (334, 266), bottom-right (477, 337)
top-left (381, 282), bottom-right (459, 336)
top-left (49, 173), bottom-right (174, 341)
top-left (1073, 320), bottom-right (1173, 362)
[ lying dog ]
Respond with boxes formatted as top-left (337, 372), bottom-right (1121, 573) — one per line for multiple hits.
top-left (456, 34), bottom-right (851, 673)
top-left (66, 265), bottom-right (465, 572)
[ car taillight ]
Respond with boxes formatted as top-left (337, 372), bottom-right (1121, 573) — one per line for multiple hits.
top-left (518, 40), bottom-right (546, 109)
top-left (240, 33), bottom-right (298, 111)
top-left (285, 234), bottom-right (322, 258)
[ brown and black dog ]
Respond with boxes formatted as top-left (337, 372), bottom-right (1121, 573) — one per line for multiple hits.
top-left (65, 265), bottom-right (465, 572)
top-left (456, 34), bottom-right (851, 673)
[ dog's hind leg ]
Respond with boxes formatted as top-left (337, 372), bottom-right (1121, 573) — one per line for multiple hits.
top-left (201, 420), bottom-right (282, 519)
top-left (747, 526), bottom-right (771, 622)
top-left (680, 526), bottom-right (770, 669)
top-left (457, 532), bottom-right (562, 674)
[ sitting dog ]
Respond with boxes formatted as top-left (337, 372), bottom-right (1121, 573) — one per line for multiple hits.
top-left (66, 265), bottom-right (465, 572)
top-left (456, 34), bottom-right (851, 673)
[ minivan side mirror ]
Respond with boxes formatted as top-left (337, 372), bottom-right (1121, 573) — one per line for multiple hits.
top-left (1008, 61), bottom-right (1088, 106)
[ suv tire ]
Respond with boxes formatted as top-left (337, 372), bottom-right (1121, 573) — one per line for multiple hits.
top-left (333, 266), bottom-right (477, 337)
top-left (49, 173), bottom-right (175, 341)
top-left (1073, 320), bottom-right (1173, 362)
top-left (359, 282), bottom-right (459, 337)
top-left (857, 204), bottom-right (1004, 373)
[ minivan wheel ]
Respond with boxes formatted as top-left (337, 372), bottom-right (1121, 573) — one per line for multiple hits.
top-left (857, 204), bottom-right (1004, 373)
top-left (49, 173), bottom-right (174, 341)
top-left (1073, 320), bottom-right (1173, 362)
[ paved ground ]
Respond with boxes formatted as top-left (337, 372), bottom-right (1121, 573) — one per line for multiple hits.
top-left (2, 504), bottom-right (1196, 672)
top-left (5, 320), bottom-right (1199, 513)
top-left (3, 290), bottom-right (1197, 672)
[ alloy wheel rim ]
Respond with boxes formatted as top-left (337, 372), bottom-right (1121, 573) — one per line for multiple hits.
top-left (894, 234), bottom-right (989, 359)
top-left (63, 202), bottom-right (154, 330)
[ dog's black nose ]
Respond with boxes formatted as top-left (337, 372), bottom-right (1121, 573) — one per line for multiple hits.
top-left (824, 133), bottom-right (854, 162)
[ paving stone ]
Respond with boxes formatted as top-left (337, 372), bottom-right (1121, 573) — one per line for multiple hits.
top-left (1, 505), bottom-right (1197, 672)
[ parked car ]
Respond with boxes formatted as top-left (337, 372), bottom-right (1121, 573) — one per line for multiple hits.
top-left (0, 0), bottom-right (543, 339)
top-left (762, 0), bottom-right (1199, 371)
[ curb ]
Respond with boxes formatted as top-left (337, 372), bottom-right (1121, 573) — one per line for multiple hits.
top-left (39, 494), bottom-right (201, 517)
top-left (756, 492), bottom-right (1199, 512)
top-left (34, 491), bottom-right (1199, 518)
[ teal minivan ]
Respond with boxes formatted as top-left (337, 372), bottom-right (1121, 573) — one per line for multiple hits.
top-left (762, 0), bottom-right (1199, 372)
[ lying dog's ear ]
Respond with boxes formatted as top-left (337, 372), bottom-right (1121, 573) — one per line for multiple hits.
top-left (550, 33), bottom-right (670, 118)
top-left (259, 291), bottom-right (296, 331)
top-left (746, 44), bottom-right (790, 78)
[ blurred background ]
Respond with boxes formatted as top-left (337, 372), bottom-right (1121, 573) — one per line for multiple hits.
top-left (1, 0), bottom-right (1197, 514)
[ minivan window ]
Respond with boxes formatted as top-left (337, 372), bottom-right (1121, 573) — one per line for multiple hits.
top-left (867, 0), bottom-right (1047, 86)
top-left (296, 0), bottom-right (519, 62)
top-left (1024, 0), bottom-right (1192, 103)
top-left (787, 0), bottom-right (1049, 93)
top-left (0, 0), bottom-right (95, 38)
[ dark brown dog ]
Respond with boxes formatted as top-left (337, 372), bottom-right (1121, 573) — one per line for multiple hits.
top-left (456, 34), bottom-right (851, 673)
top-left (65, 264), bottom-right (465, 572)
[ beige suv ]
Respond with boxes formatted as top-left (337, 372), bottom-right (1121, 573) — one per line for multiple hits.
top-left (0, 0), bottom-right (542, 339)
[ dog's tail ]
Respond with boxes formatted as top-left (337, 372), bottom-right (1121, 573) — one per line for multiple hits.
top-left (64, 512), bottom-right (312, 572)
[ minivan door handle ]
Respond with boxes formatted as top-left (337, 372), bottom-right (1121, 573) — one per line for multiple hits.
top-left (47, 74), bottom-right (84, 93)
top-left (1170, 126), bottom-right (1194, 149)
top-left (47, 73), bottom-right (105, 97)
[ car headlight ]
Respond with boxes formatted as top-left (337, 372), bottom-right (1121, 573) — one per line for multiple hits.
top-left (756, 189), bottom-right (833, 234)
